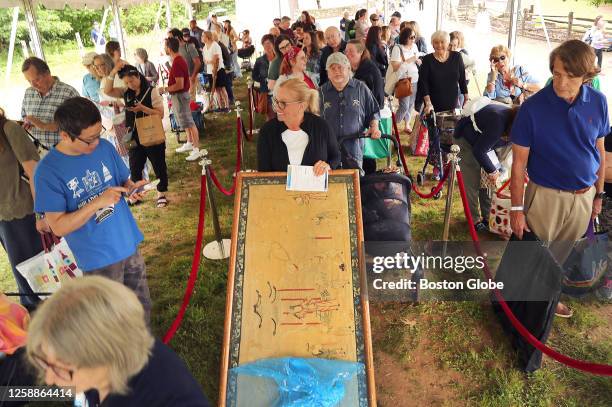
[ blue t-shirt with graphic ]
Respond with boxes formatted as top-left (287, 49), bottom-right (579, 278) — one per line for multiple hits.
top-left (34, 139), bottom-right (143, 271)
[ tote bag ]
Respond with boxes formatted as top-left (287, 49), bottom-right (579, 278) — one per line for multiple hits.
top-left (136, 114), bottom-right (166, 147)
top-left (16, 234), bottom-right (82, 299)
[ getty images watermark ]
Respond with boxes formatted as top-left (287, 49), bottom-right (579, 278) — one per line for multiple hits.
top-left (362, 241), bottom-right (564, 302)
top-left (371, 252), bottom-right (503, 291)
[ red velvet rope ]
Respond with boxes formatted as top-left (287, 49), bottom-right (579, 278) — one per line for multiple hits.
top-left (163, 174), bottom-right (207, 344)
top-left (455, 169), bottom-right (612, 375)
top-left (209, 168), bottom-right (236, 196)
top-left (207, 116), bottom-right (243, 196)
top-left (412, 163), bottom-right (452, 199)
top-left (391, 111), bottom-right (411, 176)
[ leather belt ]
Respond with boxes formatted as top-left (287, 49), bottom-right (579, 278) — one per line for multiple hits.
top-left (565, 187), bottom-right (591, 195)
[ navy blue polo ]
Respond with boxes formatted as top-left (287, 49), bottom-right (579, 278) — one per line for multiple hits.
top-left (320, 78), bottom-right (380, 171)
top-left (511, 84), bottom-right (609, 190)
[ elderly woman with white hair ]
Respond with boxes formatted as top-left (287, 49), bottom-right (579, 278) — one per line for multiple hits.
top-left (26, 277), bottom-right (211, 406)
top-left (418, 30), bottom-right (468, 114)
top-left (81, 52), bottom-right (101, 103)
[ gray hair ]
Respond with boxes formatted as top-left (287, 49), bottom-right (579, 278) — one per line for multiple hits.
top-left (26, 277), bottom-right (154, 395)
top-left (431, 30), bottom-right (450, 44)
top-left (134, 48), bottom-right (149, 63)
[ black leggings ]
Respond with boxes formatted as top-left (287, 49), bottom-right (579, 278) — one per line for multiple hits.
top-left (129, 142), bottom-right (169, 192)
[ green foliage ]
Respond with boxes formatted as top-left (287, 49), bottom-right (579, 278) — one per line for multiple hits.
top-left (0, 1), bottom-right (236, 49)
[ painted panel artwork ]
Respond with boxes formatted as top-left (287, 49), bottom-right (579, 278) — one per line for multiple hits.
top-left (220, 171), bottom-right (375, 407)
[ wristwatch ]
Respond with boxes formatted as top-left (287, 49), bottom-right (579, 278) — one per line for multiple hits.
top-left (35, 212), bottom-right (45, 220)
top-left (595, 191), bottom-right (606, 200)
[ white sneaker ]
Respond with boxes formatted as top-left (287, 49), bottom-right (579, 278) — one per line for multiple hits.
top-left (186, 149), bottom-right (201, 162)
top-left (175, 142), bottom-right (193, 153)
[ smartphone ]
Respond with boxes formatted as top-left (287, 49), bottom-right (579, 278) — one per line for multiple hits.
top-left (127, 179), bottom-right (160, 196)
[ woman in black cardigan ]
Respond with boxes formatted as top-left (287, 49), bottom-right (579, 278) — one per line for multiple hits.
top-left (257, 78), bottom-right (340, 173)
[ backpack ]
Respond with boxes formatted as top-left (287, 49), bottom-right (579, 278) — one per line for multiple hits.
top-left (218, 41), bottom-right (232, 71)
top-left (347, 20), bottom-right (356, 39)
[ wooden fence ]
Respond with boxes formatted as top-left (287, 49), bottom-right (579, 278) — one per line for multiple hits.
top-left (457, 5), bottom-right (612, 44)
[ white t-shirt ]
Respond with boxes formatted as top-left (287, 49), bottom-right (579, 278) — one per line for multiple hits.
top-left (203, 42), bottom-right (223, 73)
top-left (390, 44), bottom-right (419, 83)
top-left (281, 129), bottom-right (309, 165)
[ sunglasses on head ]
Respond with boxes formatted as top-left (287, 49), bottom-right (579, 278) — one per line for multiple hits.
top-left (490, 55), bottom-right (507, 63)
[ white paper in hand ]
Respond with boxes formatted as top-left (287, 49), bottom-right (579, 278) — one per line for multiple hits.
top-left (486, 150), bottom-right (501, 170)
top-left (286, 165), bottom-right (328, 192)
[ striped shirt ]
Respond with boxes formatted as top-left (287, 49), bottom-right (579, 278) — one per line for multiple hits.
top-left (21, 78), bottom-right (79, 148)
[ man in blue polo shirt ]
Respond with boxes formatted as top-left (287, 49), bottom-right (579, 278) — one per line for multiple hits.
top-left (34, 97), bottom-right (152, 321)
top-left (507, 40), bottom-right (607, 370)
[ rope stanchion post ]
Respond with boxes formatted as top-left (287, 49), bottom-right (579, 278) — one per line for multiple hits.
top-left (442, 144), bottom-right (460, 258)
top-left (235, 101), bottom-right (247, 171)
top-left (200, 153), bottom-right (231, 260)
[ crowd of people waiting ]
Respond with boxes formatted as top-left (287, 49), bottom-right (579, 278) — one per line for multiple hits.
top-left (0, 5), bottom-right (611, 405)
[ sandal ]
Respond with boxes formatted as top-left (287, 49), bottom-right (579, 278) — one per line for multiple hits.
top-left (156, 196), bottom-right (168, 208)
top-left (555, 303), bottom-right (573, 318)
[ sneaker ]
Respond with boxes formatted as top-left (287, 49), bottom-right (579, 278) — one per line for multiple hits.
top-left (175, 142), bottom-right (193, 153)
top-left (475, 221), bottom-right (489, 232)
top-left (186, 149), bottom-right (201, 162)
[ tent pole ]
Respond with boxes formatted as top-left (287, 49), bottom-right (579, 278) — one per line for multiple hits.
top-left (436, 0), bottom-right (444, 31)
top-left (22, 0), bottom-right (45, 60)
top-left (6, 7), bottom-right (19, 83)
top-left (111, 0), bottom-right (127, 59)
top-left (166, 0), bottom-right (172, 29)
top-left (186, 0), bottom-right (193, 21)
top-left (507, 0), bottom-right (521, 65)
top-left (99, 6), bottom-right (110, 47)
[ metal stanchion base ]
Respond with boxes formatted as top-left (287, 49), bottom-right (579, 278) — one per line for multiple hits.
top-left (203, 239), bottom-right (231, 260)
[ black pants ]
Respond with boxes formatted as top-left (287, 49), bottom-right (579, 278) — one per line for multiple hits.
top-left (594, 47), bottom-right (603, 69)
top-left (0, 214), bottom-right (42, 309)
top-left (129, 142), bottom-right (168, 192)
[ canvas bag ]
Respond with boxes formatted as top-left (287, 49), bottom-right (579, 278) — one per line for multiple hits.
top-left (132, 86), bottom-right (165, 147)
top-left (413, 124), bottom-right (429, 157)
top-left (488, 179), bottom-right (513, 238)
top-left (16, 234), bottom-right (82, 299)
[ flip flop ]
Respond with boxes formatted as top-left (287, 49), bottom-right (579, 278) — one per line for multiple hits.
top-left (156, 196), bottom-right (168, 208)
top-left (555, 304), bottom-right (573, 318)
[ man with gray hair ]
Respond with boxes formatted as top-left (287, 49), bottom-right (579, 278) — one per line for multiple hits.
top-left (319, 27), bottom-right (347, 86)
top-left (21, 57), bottom-right (79, 150)
top-left (320, 52), bottom-right (381, 174)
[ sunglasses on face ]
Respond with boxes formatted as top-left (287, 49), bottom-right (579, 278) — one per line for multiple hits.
top-left (32, 354), bottom-right (74, 381)
top-left (409, 36), bottom-right (416, 40)
top-left (490, 55), bottom-right (507, 63)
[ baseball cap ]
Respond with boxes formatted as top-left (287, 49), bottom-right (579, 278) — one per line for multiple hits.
top-left (325, 52), bottom-right (350, 71)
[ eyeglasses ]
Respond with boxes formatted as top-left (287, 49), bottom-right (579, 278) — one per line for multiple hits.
top-left (409, 36), bottom-right (416, 40)
top-left (74, 125), bottom-right (106, 146)
top-left (32, 353), bottom-right (74, 381)
top-left (93, 64), bottom-right (106, 68)
top-left (272, 97), bottom-right (303, 111)
top-left (279, 43), bottom-right (292, 51)
top-left (490, 55), bottom-right (507, 63)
